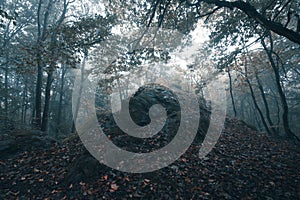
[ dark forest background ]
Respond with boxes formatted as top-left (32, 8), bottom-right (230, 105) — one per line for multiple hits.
top-left (1, 0), bottom-right (299, 141)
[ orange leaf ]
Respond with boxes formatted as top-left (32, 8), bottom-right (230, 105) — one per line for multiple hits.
top-left (111, 183), bottom-right (119, 191)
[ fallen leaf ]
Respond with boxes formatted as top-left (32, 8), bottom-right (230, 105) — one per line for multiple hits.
top-left (111, 183), bottom-right (119, 191)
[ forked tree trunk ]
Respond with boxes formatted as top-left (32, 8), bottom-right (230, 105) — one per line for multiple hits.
top-left (261, 33), bottom-right (299, 141)
top-left (243, 59), bottom-right (272, 135)
top-left (254, 71), bottom-right (276, 135)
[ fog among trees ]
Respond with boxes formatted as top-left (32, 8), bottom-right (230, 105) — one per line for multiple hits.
top-left (0, 0), bottom-right (299, 198)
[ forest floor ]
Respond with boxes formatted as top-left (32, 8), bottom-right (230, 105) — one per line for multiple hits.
top-left (0, 118), bottom-right (299, 199)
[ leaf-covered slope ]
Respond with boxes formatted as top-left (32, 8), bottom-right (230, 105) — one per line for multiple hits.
top-left (0, 118), bottom-right (299, 199)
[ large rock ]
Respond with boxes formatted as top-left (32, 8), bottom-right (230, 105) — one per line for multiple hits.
top-left (128, 83), bottom-right (210, 137)
top-left (97, 84), bottom-right (210, 152)
top-left (128, 84), bottom-right (181, 126)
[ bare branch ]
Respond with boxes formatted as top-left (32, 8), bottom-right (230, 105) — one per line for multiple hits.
top-left (200, 0), bottom-right (300, 45)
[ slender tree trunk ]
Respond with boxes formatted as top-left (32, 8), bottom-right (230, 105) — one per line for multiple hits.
top-left (275, 97), bottom-right (280, 133)
top-left (240, 97), bottom-right (245, 120)
top-left (34, 56), bottom-right (43, 127)
top-left (56, 64), bottom-right (66, 136)
top-left (31, 90), bottom-right (36, 126)
top-left (24, 93), bottom-right (28, 124)
top-left (4, 58), bottom-right (8, 121)
top-left (36, 0), bottom-right (67, 131)
top-left (34, 0), bottom-right (43, 128)
top-left (246, 78), bottom-right (272, 134)
top-left (41, 70), bottom-right (54, 132)
top-left (296, 14), bottom-right (300, 33)
top-left (2, 19), bottom-right (11, 127)
top-left (22, 80), bottom-right (27, 123)
top-left (261, 33), bottom-right (299, 141)
top-left (244, 45), bottom-right (276, 134)
top-left (253, 105), bottom-right (262, 131)
top-left (269, 89), bottom-right (281, 133)
top-left (227, 66), bottom-right (237, 117)
top-left (41, 32), bottom-right (57, 132)
top-left (254, 72), bottom-right (276, 135)
top-left (72, 51), bottom-right (87, 133)
top-left (244, 60), bottom-right (272, 135)
top-left (35, 0), bottom-right (57, 129)
top-left (113, 66), bottom-right (123, 102)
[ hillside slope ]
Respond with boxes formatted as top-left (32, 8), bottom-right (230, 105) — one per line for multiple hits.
top-left (1, 118), bottom-right (299, 199)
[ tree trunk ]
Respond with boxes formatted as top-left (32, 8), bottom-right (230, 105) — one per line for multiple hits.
top-left (36, 0), bottom-right (68, 131)
top-left (56, 64), bottom-right (66, 136)
top-left (41, 70), bottom-right (54, 132)
top-left (72, 51), bottom-right (87, 133)
top-left (261, 33), bottom-right (299, 141)
top-left (34, 0), bottom-right (43, 128)
top-left (227, 66), bottom-right (237, 117)
top-left (34, 58), bottom-right (43, 127)
top-left (296, 14), bottom-right (300, 33)
top-left (244, 60), bottom-right (272, 135)
top-left (254, 71), bottom-right (276, 135)
top-left (4, 57), bottom-right (8, 121)
top-left (2, 19), bottom-right (12, 127)
top-left (113, 66), bottom-right (123, 102)
top-left (22, 78), bottom-right (28, 123)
